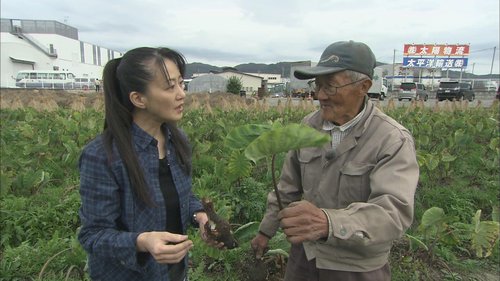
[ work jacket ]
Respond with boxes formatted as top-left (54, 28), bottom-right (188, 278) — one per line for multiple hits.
top-left (259, 99), bottom-right (419, 272)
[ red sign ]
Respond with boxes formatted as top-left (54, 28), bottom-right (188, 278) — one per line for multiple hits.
top-left (403, 44), bottom-right (470, 56)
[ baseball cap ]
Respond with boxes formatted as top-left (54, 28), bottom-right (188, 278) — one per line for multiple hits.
top-left (294, 40), bottom-right (376, 80)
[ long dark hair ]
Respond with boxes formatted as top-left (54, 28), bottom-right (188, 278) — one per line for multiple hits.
top-left (102, 47), bottom-right (191, 206)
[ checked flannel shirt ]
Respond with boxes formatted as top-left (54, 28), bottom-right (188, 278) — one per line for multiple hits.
top-left (78, 123), bottom-right (202, 281)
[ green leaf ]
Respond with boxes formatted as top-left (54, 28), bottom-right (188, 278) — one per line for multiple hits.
top-left (226, 150), bottom-right (252, 182)
top-left (454, 129), bottom-right (469, 147)
top-left (225, 124), bottom-right (272, 149)
top-left (472, 210), bottom-right (482, 230)
top-left (489, 137), bottom-right (499, 152)
top-left (244, 124), bottom-right (331, 163)
top-left (419, 207), bottom-right (446, 232)
top-left (425, 154), bottom-right (439, 171)
top-left (475, 121), bottom-right (484, 132)
top-left (492, 206), bottom-right (499, 223)
top-left (233, 221), bottom-right (260, 243)
top-left (416, 153), bottom-right (426, 168)
top-left (471, 218), bottom-right (500, 258)
top-left (265, 248), bottom-right (289, 258)
top-left (418, 135), bottom-right (430, 146)
top-left (441, 152), bottom-right (456, 162)
top-left (405, 233), bottom-right (429, 251)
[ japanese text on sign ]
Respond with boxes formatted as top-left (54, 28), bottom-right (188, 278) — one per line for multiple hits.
top-left (402, 57), bottom-right (468, 69)
top-left (403, 44), bottom-right (470, 56)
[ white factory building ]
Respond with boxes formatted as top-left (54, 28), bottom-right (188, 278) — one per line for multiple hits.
top-left (0, 18), bottom-right (123, 88)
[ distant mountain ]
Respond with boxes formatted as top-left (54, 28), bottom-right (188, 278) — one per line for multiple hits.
top-left (185, 62), bottom-right (222, 79)
top-left (185, 61), bottom-right (296, 78)
top-left (185, 61), bottom-right (499, 80)
top-left (234, 62), bottom-right (294, 77)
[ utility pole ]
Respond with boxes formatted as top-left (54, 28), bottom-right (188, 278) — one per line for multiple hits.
top-left (489, 46), bottom-right (496, 81)
top-left (471, 63), bottom-right (475, 88)
top-left (392, 49), bottom-right (396, 92)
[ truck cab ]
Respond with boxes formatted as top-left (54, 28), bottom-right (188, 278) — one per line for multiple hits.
top-left (367, 67), bottom-right (388, 100)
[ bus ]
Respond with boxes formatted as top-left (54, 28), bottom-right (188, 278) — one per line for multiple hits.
top-left (15, 70), bottom-right (76, 89)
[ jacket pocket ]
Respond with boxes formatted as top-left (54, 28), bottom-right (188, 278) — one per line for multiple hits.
top-left (338, 162), bottom-right (374, 206)
top-left (297, 148), bottom-right (322, 193)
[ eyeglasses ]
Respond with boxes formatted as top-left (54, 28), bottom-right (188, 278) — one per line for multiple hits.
top-left (314, 78), bottom-right (366, 96)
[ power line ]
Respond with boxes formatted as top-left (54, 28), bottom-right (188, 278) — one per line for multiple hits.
top-left (470, 47), bottom-right (497, 53)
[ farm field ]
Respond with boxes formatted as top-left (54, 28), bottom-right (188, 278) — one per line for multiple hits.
top-left (0, 89), bottom-right (499, 281)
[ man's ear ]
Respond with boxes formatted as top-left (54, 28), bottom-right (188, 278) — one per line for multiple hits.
top-left (359, 79), bottom-right (372, 95)
top-left (129, 91), bottom-right (146, 109)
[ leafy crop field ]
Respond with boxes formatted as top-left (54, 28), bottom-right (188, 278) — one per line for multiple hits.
top-left (0, 91), bottom-right (499, 280)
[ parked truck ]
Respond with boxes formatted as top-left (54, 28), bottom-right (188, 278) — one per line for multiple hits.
top-left (367, 67), bottom-right (388, 100)
top-left (289, 62), bottom-right (314, 98)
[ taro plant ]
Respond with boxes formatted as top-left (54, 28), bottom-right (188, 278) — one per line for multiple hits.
top-left (406, 206), bottom-right (500, 262)
top-left (225, 122), bottom-right (330, 209)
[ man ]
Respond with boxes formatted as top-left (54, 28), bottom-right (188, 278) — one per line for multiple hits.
top-left (251, 40), bottom-right (419, 281)
top-left (94, 78), bottom-right (100, 92)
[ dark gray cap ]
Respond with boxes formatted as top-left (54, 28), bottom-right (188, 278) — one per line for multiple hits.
top-left (294, 40), bottom-right (376, 80)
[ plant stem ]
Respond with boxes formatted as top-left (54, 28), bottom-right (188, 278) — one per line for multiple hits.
top-left (272, 154), bottom-right (284, 210)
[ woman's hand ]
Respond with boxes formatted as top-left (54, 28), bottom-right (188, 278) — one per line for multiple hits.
top-left (136, 231), bottom-right (193, 264)
top-left (194, 212), bottom-right (225, 249)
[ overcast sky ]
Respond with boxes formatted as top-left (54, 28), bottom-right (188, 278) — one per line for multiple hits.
top-left (2, 0), bottom-right (499, 74)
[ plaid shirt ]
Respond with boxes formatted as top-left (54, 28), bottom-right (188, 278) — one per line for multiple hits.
top-left (78, 123), bottom-right (202, 281)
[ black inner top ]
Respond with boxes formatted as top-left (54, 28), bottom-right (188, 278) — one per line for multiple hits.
top-left (158, 157), bottom-right (185, 279)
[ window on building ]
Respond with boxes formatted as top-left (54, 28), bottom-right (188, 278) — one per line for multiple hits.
top-left (80, 42), bottom-right (85, 63)
top-left (97, 47), bottom-right (101, 66)
top-left (92, 45), bottom-right (97, 65)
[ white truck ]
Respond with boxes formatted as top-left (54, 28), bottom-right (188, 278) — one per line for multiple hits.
top-left (367, 67), bottom-right (388, 100)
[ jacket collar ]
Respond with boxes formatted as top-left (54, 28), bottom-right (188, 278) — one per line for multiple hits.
top-left (308, 97), bottom-right (375, 157)
top-left (131, 122), bottom-right (171, 151)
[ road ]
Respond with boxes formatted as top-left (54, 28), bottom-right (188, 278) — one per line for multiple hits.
top-left (265, 97), bottom-right (497, 108)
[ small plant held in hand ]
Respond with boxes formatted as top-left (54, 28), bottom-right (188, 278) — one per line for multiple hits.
top-left (202, 198), bottom-right (239, 249)
top-left (225, 123), bottom-right (331, 209)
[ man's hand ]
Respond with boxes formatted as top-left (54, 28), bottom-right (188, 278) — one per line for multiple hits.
top-left (279, 200), bottom-right (329, 244)
top-left (136, 232), bottom-right (193, 264)
top-left (251, 232), bottom-right (270, 259)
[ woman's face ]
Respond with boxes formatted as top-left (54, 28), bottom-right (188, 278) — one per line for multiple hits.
top-left (138, 58), bottom-right (186, 123)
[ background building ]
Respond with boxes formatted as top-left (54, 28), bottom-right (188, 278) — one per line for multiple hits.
top-left (187, 73), bottom-right (227, 93)
top-left (0, 18), bottom-right (122, 88)
top-left (190, 69), bottom-right (264, 95)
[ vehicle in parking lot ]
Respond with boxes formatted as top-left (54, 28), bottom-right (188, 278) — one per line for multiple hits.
top-left (398, 82), bottom-right (429, 101)
top-left (74, 77), bottom-right (96, 90)
top-left (367, 67), bottom-right (388, 100)
top-left (436, 81), bottom-right (475, 101)
top-left (473, 80), bottom-right (498, 91)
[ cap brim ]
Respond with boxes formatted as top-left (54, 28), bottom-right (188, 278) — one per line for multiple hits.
top-left (294, 66), bottom-right (346, 80)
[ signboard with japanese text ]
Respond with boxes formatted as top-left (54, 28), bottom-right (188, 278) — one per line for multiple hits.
top-left (402, 57), bottom-right (468, 68)
top-left (402, 43), bottom-right (470, 69)
top-left (403, 44), bottom-right (470, 56)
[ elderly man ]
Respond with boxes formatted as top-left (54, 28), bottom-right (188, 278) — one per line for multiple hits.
top-left (251, 40), bottom-right (419, 281)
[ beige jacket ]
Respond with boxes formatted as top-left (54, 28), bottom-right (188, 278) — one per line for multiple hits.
top-left (259, 99), bottom-right (419, 272)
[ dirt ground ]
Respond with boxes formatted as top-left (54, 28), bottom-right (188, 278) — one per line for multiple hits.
top-left (0, 88), bottom-right (257, 111)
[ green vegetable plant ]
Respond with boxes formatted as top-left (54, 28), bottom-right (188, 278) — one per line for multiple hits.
top-left (407, 206), bottom-right (500, 261)
top-left (225, 123), bottom-right (330, 209)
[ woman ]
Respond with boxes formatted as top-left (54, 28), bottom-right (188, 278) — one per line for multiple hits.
top-left (78, 47), bottom-right (213, 280)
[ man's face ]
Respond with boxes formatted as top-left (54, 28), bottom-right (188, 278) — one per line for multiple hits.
top-left (315, 71), bottom-right (369, 125)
